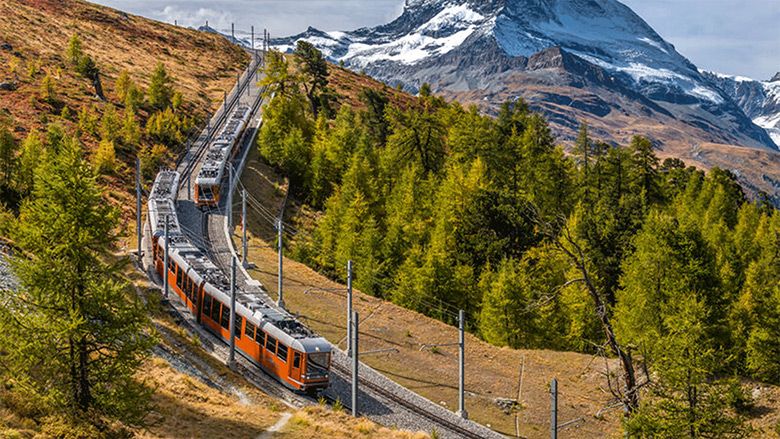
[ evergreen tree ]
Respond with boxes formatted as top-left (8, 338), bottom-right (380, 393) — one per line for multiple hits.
top-left (17, 129), bottom-right (45, 195)
top-left (624, 296), bottom-right (750, 438)
top-left (94, 139), bottom-right (116, 174)
top-left (359, 88), bottom-right (390, 147)
top-left (260, 50), bottom-right (297, 99)
top-left (294, 41), bottom-right (329, 117)
top-left (628, 136), bottom-right (661, 206)
top-left (65, 33), bottom-right (83, 65)
top-left (115, 70), bottom-right (132, 102)
top-left (99, 103), bottom-right (122, 142)
top-left (76, 54), bottom-right (99, 81)
top-left (0, 127), bottom-right (16, 188)
top-left (385, 106), bottom-right (446, 175)
top-left (39, 72), bottom-right (57, 104)
top-left (147, 62), bottom-right (174, 110)
top-left (78, 105), bottom-right (99, 137)
top-left (1, 137), bottom-right (154, 423)
top-left (121, 108), bottom-right (142, 146)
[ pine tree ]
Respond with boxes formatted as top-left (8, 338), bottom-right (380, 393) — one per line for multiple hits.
top-left (77, 105), bottom-right (99, 137)
top-left (1, 137), bottom-right (154, 423)
top-left (94, 138), bottom-right (116, 174)
top-left (260, 50), bottom-right (296, 99)
top-left (294, 41), bottom-right (329, 117)
top-left (65, 33), bottom-right (83, 65)
top-left (115, 69), bottom-right (132, 101)
top-left (147, 62), bottom-right (174, 110)
top-left (624, 296), bottom-right (750, 438)
top-left (0, 126), bottom-right (17, 188)
top-left (17, 129), bottom-right (44, 195)
top-left (39, 72), bottom-right (57, 104)
top-left (99, 103), bottom-right (122, 142)
top-left (121, 108), bottom-right (142, 146)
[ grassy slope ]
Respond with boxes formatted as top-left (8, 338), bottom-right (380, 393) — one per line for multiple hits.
top-left (0, 0), bottom-right (248, 245)
top-left (0, 2), bottom-right (429, 438)
top-left (1, 265), bottom-right (427, 438)
top-left (239, 68), bottom-right (780, 438)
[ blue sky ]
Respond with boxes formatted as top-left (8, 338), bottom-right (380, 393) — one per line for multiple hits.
top-left (93, 0), bottom-right (779, 80)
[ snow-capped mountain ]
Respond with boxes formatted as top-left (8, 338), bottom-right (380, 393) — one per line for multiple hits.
top-left (705, 72), bottom-right (780, 147)
top-left (273, 0), bottom-right (777, 152)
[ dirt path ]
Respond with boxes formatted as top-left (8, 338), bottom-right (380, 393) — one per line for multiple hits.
top-left (258, 412), bottom-right (293, 439)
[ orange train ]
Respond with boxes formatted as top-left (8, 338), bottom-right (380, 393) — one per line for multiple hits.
top-left (149, 171), bottom-right (331, 392)
top-left (194, 104), bottom-right (251, 208)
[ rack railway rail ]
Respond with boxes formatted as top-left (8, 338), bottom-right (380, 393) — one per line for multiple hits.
top-left (142, 48), bottom-right (504, 439)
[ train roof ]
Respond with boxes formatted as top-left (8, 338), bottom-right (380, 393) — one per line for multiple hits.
top-left (148, 170), bottom-right (330, 354)
top-left (195, 105), bottom-right (251, 187)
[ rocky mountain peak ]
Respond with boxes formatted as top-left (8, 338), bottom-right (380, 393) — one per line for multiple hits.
top-left (770, 72), bottom-right (780, 83)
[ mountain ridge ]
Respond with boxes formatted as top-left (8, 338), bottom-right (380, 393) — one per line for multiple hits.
top-left (271, 0), bottom-right (777, 154)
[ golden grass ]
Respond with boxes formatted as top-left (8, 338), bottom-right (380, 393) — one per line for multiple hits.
top-left (278, 406), bottom-right (429, 439)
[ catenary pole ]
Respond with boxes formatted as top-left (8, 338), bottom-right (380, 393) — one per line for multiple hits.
top-left (551, 378), bottom-right (558, 439)
top-left (135, 157), bottom-right (142, 264)
top-left (229, 256), bottom-right (237, 365)
top-left (163, 214), bottom-right (169, 299)
top-left (242, 189), bottom-right (248, 267)
top-left (352, 311), bottom-right (359, 417)
top-left (277, 218), bottom-right (285, 308)
top-left (457, 309), bottom-right (468, 419)
top-left (347, 260), bottom-right (353, 357)
top-left (227, 165), bottom-right (233, 230)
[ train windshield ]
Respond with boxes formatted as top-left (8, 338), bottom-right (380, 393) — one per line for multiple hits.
top-left (306, 352), bottom-right (330, 377)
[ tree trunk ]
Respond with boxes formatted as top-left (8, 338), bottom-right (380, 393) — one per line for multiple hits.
top-left (78, 336), bottom-right (91, 411)
top-left (93, 72), bottom-right (105, 101)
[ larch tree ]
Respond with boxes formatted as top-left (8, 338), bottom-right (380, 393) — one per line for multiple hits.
top-left (294, 41), bottom-right (329, 117)
top-left (17, 129), bottom-right (45, 195)
top-left (147, 62), bottom-right (174, 110)
top-left (0, 136), bottom-right (155, 423)
top-left (0, 126), bottom-right (17, 188)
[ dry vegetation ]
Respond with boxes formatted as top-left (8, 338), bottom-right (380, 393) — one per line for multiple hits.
top-left (0, 0), bottom-right (247, 129)
top-left (0, 0), bottom-right (248, 239)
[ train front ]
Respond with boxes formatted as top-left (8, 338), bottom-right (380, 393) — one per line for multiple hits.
top-left (296, 337), bottom-right (332, 393)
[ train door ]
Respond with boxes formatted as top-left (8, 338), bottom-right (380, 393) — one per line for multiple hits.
top-left (290, 350), bottom-right (303, 383)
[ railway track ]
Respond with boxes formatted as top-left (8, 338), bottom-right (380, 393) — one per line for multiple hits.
top-left (177, 54), bottom-right (263, 188)
top-left (329, 361), bottom-right (487, 439)
top-left (150, 47), bottom-right (503, 439)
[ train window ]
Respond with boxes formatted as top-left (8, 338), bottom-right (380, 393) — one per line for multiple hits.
top-left (220, 305), bottom-right (230, 329)
top-left (245, 321), bottom-right (255, 339)
top-left (293, 352), bottom-right (301, 368)
top-left (176, 267), bottom-right (183, 288)
top-left (255, 330), bottom-right (265, 345)
top-left (211, 300), bottom-right (221, 322)
top-left (234, 315), bottom-right (243, 338)
top-left (277, 343), bottom-right (287, 362)
top-left (203, 294), bottom-right (212, 317)
top-left (265, 336), bottom-right (276, 354)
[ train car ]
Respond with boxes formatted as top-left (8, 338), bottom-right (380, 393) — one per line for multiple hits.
top-left (194, 105), bottom-right (252, 208)
top-left (149, 170), bottom-right (331, 392)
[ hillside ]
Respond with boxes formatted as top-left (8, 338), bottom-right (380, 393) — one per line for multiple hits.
top-left (0, 260), bottom-right (428, 438)
top-left (0, 2), bottom-right (433, 438)
top-left (0, 0), bottom-right (247, 127)
top-left (0, 0), bottom-right (248, 229)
